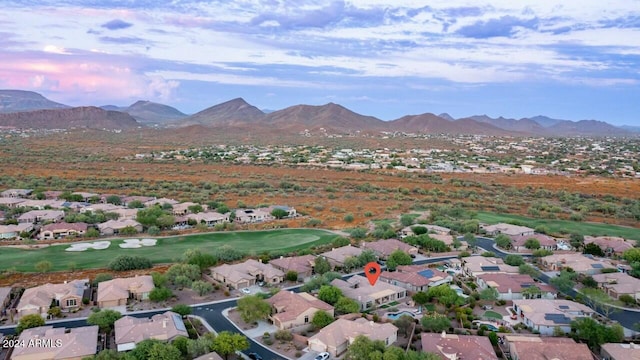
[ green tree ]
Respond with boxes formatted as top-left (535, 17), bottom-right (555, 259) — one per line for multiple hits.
top-left (400, 214), bottom-right (415, 227)
top-left (127, 339), bottom-right (163, 360)
top-left (166, 263), bottom-right (201, 284)
top-left (93, 349), bottom-right (124, 360)
top-left (524, 238), bottom-right (541, 250)
top-left (34, 260), bottom-right (52, 273)
top-left (237, 295), bottom-right (271, 323)
top-left (187, 336), bottom-right (215, 358)
top-left (318, 285), bottom-right (343, 305)
top-left (479, 287), bottom-right (499, 301)
top-left (350, 228), bottom-right (367, 239)
top-left (332, 237), bottom-right (351, 247)
top-left (87, 309), bottom-right (122, 334)
top-left (581, 276), bottom-right (598, 288)
top-left (504, 254), bottom-right (525, 266)
top-left (311, 310), bottom-right (334, 329)
top-left (151, 272), bottom-right (168, 287)
top-left (420, 313), bottom-right (451, 332)
top-left (571, 317), bottom-right (624, 349)
top-left (183, 249), bottom-right (217, 271)
top-left (149, 287), bottom-right (173, 302)
top-left (550, 270), bottom-right (577, 293)
top-left (412, 291), bottom-right (429, 307)
top-left (393, 314), bottom-right (414, 337)
top-left (92, 273), bottom-right (113, 285)
top-left (271, 208), bottom-right (289, 219)
top-left (583, 243), bottom-right (605, 257)
top-left (463, 233), bottom-right (477, 251)
top-left (532, 249), bottom-right (554, 257)
top-left (16, 313), bottom-right (45, 334)
top-left (212, 331), bottom-right (249, 360)
top-left (171, 304), bottom-right (192, 317)
top-left (85, 227), bottom-right (100, 238)
top-left (191, 280), bottom-right (213, 296)
top-left (119, 225), bottom-right (139, 235)
top-left (108, 255), bottom-right (152, 271)
top-left (570, 233), bottom-right (585, 250)
top-left (105, 195), bottom-right (122, 205)
top-left (314, 256), bottom-right (331, 275)
top-left (147, 342), bottom-right (181, 360)
top-left (285, 270), bottom-right (298, 281)
top-left (343, 256), bottom-right (360, 273)
top-left (172, 336), bottom-right (190, 357)
top-left (357, 249), bottom-right (377, 266)
top-left (335, 296), bottom-right (361, 315)
top-left (519, 264), bottom-right (541, 277)
top-left (495, 234), bottom-right (512, 250)
top-left (411, 226), bottom-right (428, 235)
top-left (619, 294), bottom-right (636, 305)
top-left (344, 335), bottom-right (386, 360)
top-left (386, 250), bottom-right (412, 271)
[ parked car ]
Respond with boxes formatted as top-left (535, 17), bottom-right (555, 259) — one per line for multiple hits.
top-left (241, 288), bottom-right (251, 294)
top-left (248, 352), bottom-right (263, 360)
top-left (314, 352), bottom-right (330, 360)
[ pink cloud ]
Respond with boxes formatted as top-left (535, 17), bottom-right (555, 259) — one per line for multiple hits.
top-left (0, 52), bottom-right (179, 104)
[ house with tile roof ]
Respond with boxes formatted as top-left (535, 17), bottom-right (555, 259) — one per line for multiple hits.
top-left (584, 236), bottom-right (635, 257)
top-left (380, 264), bottom-right (452, 293)
top-left (482, 223), bottom-right (534, 237)
top-left (539, 253), bottom-right (615, 275)
top-left (17, 210), bottom-right (65, 224)
top-left (331, 275), bottom-right (407, 311)
top-left (267, 291), bottom-right (334, 330)
top-left (270, 255), bottom-right (316, 280)
top-left (504, 335), bottom-right (592, 360)
top-left (97, 275), bottom-right (155, 308)
top-left (0, 223), bottom-right (33, 239)
top-left (476, 273), bottom-right (556, 300)
top-left (209, 259), bottom-right (284, 289)
top-left (97, 219), bottom-right (143, 236)
top-left (592, 272), bottom-right (640, 301)
top-left (461, 256), bottom-right (519, 278)
top-left (511, 299), bottom-right (594, 335)
top-left (114, 311), bottom-right (188, 352)
top-left (320, 245), bottom-right (364, 269)
top-left (600, 342), bottom-right (640, 360)
top-left (510, 233), bottom-right (558, 251)
top-left (39, 222), bottom-right (89, 240)
top-left (16, 280), bottom-right (88, 318)
top-left (308, 317), bottom-right (397, 357)
top-left (361, 239), bottom-right (418, 259)
top-left (421, 332), bottom-right (498, 360)
top-left (11, 325), bottom-right (99, 360)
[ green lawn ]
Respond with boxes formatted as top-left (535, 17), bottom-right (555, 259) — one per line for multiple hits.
top-left (476, 211), bottom-right (640, 240)
top-left (0, 229), bottom-right (339, 273)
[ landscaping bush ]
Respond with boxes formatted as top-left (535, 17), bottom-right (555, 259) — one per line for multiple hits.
top-left (108, 255), bottom-right (152, 271)
top-left (274, 330), bottom-right (293, 341)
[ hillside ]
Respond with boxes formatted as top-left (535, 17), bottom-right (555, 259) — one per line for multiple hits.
top-left (0, 90), bottom-right (69, 113)
top-left (176, 98), bottom-right (264, 127)
top-left (264, 103), bottom-right (387, 133)
top-left (0, 106), bottom-right (140, 130)
top-left (390, 113), bottom-right (513, 135)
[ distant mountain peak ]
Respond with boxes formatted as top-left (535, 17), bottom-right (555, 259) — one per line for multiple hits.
top-left (0, 89), bottom-right (69, 113)
top-left (438, 113), bottom-right (454, 121)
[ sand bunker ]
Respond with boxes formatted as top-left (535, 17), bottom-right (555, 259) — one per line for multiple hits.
top-left (65, 241), bottom-right (111, 252)
top-left (119, 238), bottom-right (157, 249)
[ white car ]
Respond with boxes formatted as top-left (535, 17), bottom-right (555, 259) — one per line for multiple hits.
top-left (241, 288), bottom-right (251, 294)
top-left (314, 352), bottom-right (330, 360)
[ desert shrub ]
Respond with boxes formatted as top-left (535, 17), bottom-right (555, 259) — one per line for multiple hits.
top-left (108, 255), bottom-right (152, 271)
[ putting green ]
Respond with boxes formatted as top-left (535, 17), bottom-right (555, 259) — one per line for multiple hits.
top-left (0, 229), bottom-right (338, 272)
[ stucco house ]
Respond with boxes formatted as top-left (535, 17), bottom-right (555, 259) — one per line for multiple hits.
top-left (511, 299), bottom-right (594, 335)
top-left (267, 291), bottom-right (334, 330)
top-left (592, 272), bottom-right (640, 301)
top-left (319, 245), bottom-right (364, 269)
top-left (114, 311), bottom-right (188, 352)
top-left (482, 223), bottom-right (534, 237)
top-left (421, 332), bottom-right (497, 360)
top-left (17, 210), bottom-right (65, 224)
top-left (331, 275), bottom-right (407, 311)
top-left (39, 222), bottom-right (89, 240)
top-left (270, 255), bottom-right (316, 279)
top-left (308, 318), bottom-right (397, 357)
top-left (11, 325), bottom-right (99, 360)
top-left (97, 275), bottom-right (155, 308)
top-left (209, 259), bottom-right (284, 289)
top-left (97, 219), bottom-right (143, 236)
top-left (361, 239), bottom-right (418, 259)
top-left (17, 280), bottom-right (89, 318)
top-left (476, 273), bottom-right (556, 300)
top-left (380, 264), bottom-right (452, 293)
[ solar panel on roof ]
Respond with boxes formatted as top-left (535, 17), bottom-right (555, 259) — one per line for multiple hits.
top-left (418, 269), bottom-right (434, 279)
top-left (172, 313), bottom-right (187, 332)
top-left (558, 305), bottom-right (569, 309)
top-left (591, 264), bottom-right (604, 269)
top-left (481, 266), bottom-right (500, 271)
top-left (544, 313), bottom-right (571, 324)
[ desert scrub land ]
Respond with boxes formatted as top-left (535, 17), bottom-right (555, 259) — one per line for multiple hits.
top-left (0, 229), bottom-right (338, 272)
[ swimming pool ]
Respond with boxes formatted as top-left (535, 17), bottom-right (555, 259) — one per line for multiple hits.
top-left (385, 311), bottom-right (416, 320)
top-left (473, 321), bottom-right (499, 331)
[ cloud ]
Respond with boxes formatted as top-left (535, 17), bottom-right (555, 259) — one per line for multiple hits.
top-left (457, 16), bottom-right (539, 38)
top-left (99, 36), bottom-right (148, 45)
top-left (43, 45), bottom-right (71, 55)
top-left (100, 19), bottom-right (133, 30)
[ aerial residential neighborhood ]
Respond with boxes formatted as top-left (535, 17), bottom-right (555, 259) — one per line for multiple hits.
top-left (0, 184), bottom-right (639, 360)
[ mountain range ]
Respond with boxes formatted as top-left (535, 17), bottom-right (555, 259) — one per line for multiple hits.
top-left (0, 90), bottom-right (635, 136)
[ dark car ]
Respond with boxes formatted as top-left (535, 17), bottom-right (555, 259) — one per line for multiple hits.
top-left (248, 352), bottom-right (263, 360)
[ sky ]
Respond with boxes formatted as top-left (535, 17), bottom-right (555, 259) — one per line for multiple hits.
top-left (1, 1), bottom-right (639, 125)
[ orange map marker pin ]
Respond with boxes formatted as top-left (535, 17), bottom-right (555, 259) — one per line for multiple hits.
top-left (364, 262), bottom-right (381, 286)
